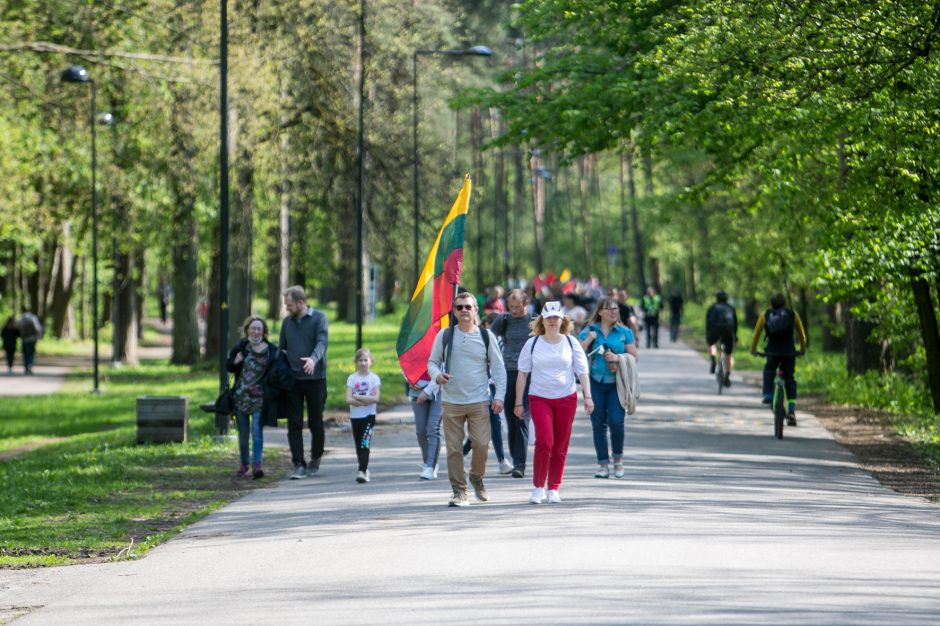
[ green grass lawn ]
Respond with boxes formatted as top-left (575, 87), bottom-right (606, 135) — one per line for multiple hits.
top-left (0, 310), bottom-right (410, 568)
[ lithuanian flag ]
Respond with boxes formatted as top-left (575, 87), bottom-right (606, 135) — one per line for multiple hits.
top-left (397, 176), bottom-right (472, 385)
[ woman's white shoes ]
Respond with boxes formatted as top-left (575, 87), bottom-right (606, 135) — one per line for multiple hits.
top-left (529, 487), bottom-right (562, 504)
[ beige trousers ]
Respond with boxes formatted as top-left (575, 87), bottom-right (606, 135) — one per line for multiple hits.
top-left (441, 401), bottom-right (491, 492)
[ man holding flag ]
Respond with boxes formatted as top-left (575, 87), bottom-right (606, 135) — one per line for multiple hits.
top-left (428, 292), bottom-right (506, 507)
top-left (397, 176), bottom-right (506, 506)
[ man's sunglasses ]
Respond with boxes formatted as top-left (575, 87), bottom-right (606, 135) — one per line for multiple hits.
top-left (454, 304), bottom-right (473, 311)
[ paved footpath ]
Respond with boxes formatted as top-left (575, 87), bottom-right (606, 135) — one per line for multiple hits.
top-left (3, 342), bottom-right (940, 624)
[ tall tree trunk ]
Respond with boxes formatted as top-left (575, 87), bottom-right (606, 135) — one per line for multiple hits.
top-left (625, 145), bottom-right (646, 294)
top-left (267, 116), bottom-right (290, 322)
top-left (50, 225), bottom-right (77, 339)
top-left (511, 146), bottom-right (526, 278)
top-left (169, 87), bottom-right (200, 365)
top-left (228, 100), bottom-right (254, 343)
top-left (529, 151), bottom-right (545, 274)
top-left (911, 275), bottom-right (940, 413)
top-left (205, 221), bottom-right (221, 363)
top-left (490, 109), bottom-right (508, 286)
top-left (577, 156), bottom-right (591, 276)
top-left (844, 299), bottom-right (881, 375)
top-left (471, 108), bottom-right (486, 292)
top-left (115, 245), bottom-right (139, 366)
top-left (619, 151), bottom-right (629, 287)
top-left (821, 302), bottom-right (844, 352)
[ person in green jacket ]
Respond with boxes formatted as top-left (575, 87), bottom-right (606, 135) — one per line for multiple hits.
top-left (640, 287), bottom-right (663, 349)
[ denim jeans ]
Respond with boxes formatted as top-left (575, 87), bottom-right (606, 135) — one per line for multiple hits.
top-left (22, 341), bottom-right (36, 372)
top-left (412, 395), bottom-right (443, 468)
top-left (589, 380), bottom-right (625, 463)
top-left (236, 409), bottom-right (263, 466)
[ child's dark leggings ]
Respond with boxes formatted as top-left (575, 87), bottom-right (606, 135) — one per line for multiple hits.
top-left (351, 415), bottom-right (376, 471)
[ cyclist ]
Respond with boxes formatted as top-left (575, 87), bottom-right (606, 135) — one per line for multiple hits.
top-left (749, 293), bottom-right (808, 426)
top-left (705, 291), bottom-right (737, 386)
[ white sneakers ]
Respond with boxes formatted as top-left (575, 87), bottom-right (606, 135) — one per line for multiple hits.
top-left (613, 463), bottom-right (625, 478)
top-left (529, 487), bottom-right (562, 504)
top-left (594, 465), bottom-right (610, 479)
top-left (419, 466), bottom-right (436, 480)
top-left (498, 459), bottom-right (514, 474)
top-left (356, 470), bottom-right (370, 483)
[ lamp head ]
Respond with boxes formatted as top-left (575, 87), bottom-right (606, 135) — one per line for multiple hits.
top-left (466, 45), bottom-right (493, 57)
top-left (97, 112), bottom-right (114, 125)
top-left (61, 65), bottom-right (90, 83)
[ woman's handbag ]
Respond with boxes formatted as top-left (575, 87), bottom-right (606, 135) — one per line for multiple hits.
top-left (213, 377), bottom-right (236, 415)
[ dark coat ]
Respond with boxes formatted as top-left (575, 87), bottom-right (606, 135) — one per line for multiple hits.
top-left (2, 324), bottom-right (20, 353)
top-left (225, 339), bottom-right (283, 427)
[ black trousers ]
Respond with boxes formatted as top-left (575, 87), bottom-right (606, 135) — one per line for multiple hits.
top-left (504, 370), bottom-right (529, 471)
top-left (763, 354), bottom-right (797, 401)
top-left (645, 315), bottom-right (660, 348)
top-left (351, 415), bottom-right (376, 471)
top-left (285, 378), bottom-right (327, 467)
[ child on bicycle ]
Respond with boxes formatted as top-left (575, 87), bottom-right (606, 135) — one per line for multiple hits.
top-left (749, 293), bottom-right (808, 425)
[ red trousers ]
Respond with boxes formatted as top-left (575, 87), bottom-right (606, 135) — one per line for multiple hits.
top-left (529, 393), bottom-right (577, 491)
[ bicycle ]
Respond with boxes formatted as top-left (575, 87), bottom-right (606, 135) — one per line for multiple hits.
top-left (715, 344), bottom-right (726, 395)
top-left (756, 351), bottom-right (802, 439)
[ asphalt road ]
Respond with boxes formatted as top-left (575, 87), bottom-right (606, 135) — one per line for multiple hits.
top-left (4, 341), bottom-right (940, 625)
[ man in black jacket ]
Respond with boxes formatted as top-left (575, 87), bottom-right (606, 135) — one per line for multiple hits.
top-left (280, 286), bottom-right (329, 479)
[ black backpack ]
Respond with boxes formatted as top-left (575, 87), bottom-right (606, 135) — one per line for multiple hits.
top-left (764, 307), bottom-right (794, 337)
top-left (707, 303), bottom-right (735, 330)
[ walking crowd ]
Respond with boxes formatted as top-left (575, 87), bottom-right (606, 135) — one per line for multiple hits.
top-left (220, 279), bottom-right (806, 508)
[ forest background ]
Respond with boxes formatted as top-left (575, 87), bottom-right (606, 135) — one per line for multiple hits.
top-left (1, 0), bottom-right (938, 416)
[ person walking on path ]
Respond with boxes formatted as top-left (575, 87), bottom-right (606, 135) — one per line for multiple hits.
top-left (490, 288), bottom-right (534, 478)
top-left (579, 296), bottom-right (638, 479)
top-left (408, 372), bottom-right (442, 480)
top-left (668, 289), bottom-right (684, 342)
top-left (279, 286), bottom-right (329, 480)
top-left (226, 316), bottom-right (279, 479)
top-left (2, 317), bottom-right (19, 375)
top-left (611, 288), bottom-right (641, 346)
top-left (640, 287), bottom-right (662, 349)
top-left (18, 311), bottom-right (42, 375)
top-left (427, 292), bottom-right (506, 507)
top-left (461, 313), bottom-right (512, 475)
top-left (514, 301), bottom-right (592, 504)
top-left (749, 292), bottom-right (808, 426)
top-left (345, 348), bottom-right (381, 484)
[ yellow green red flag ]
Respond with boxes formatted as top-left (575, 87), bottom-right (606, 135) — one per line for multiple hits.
top-left (396, 176), bottom-right (472, 385)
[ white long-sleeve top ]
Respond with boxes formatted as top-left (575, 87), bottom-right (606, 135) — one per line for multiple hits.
top-left (427, 326), bottom-right (506, 404)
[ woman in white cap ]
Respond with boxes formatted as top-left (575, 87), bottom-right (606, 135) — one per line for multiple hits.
top-left (513, 301), bottom-right (593, 504)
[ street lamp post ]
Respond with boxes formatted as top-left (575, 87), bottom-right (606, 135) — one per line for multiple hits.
top-left (61, 65), bottom-right (102, 393)
top-left (412, 45), bottom-right (492, 289)
top-left (218, 0), bottom-right (230, 436)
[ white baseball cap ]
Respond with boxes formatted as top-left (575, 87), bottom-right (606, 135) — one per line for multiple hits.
top-left (541, 301), bottom-right (564, 319)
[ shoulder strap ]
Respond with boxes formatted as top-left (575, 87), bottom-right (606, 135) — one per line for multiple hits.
top-left (481, 328), bottom-right (491, 377)
top-left (529, 334), bottom-right (540, 359)
top-left (442, 327), bottom-right (455, 374)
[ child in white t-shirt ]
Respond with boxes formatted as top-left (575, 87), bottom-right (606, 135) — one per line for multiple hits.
top-left (345, 348), bottom-right (381, 483)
